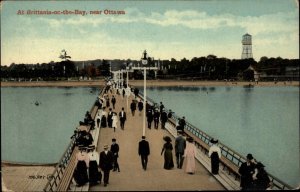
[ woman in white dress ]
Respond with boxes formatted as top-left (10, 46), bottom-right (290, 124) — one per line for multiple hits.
top-left (112, 112), bottom-right (118, 132)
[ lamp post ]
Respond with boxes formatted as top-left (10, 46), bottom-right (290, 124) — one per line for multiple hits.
top-left (141, 50), bottom-right (148, 136)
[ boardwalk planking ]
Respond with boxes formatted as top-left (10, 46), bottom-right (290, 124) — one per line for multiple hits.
top-left (89, 90), bottom-right (225, 191)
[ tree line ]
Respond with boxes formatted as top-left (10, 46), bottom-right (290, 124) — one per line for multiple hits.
top-left (1, 55), bottom-right (298, 81)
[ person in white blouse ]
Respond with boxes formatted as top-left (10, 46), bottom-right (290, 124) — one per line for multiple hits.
top-left (208, 138), bottom-right (222, 175)
top-left (74, 146), bottom-right (89, 187)
top-left (95, 109), bottom-right (102, 129)
top-left (87, 145), bottom-right (101, 186)
top-left (112, 112), bottom-right (118, 132)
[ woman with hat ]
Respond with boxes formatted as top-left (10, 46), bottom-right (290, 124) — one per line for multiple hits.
top-left (208, 138), bottom-right (221, 175)
top-left (183, 137), bottom-right (196, 174)
top-left (74, 145), bottom-right (89, 187)
top-left (161, 136), bottom-right (174, 170)
top-left (112, 112), bottom-right (118, 132)
top-left (87, 145), bottom-right (101, 186)
top-left (252, 162), bottom-right (271, 190)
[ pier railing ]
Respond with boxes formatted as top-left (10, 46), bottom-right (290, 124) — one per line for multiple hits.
top-left (43, 88), bottom-right (105, 191)
top-left (138, 91), bottom-right (293, 190)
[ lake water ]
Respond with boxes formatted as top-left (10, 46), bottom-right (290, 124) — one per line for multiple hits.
top-left (143, 86), bottom-right (299, 188)
top-left (1, 85), bottom-right (298, 187)
top-left (1, 87), bottom-right (100, 164)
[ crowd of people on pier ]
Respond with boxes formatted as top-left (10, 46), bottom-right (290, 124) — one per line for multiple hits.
top-left (70, 82), bottom-right (273, 190)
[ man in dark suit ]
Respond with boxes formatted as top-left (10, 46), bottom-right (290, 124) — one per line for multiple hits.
top-left (107, 108), bottom-right (113, 128)
top-left (99, 144), bottom-right (114, 187)
top-left (138, 136), bottom-right (150, 170)
top-left (119, 107), bottom-right (126, 130)
top-left (111, 138), bottom-right (120, 172)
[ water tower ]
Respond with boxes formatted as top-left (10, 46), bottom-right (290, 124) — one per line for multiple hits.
top-left (241, 33), bottom-right (253, 59)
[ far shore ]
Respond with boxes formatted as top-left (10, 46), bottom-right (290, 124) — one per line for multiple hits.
top-left (1, 80), bottom-right (299, 87)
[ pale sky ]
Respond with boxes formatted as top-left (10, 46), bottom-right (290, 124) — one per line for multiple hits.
top-left (0, 0), bottom-right (299, 66)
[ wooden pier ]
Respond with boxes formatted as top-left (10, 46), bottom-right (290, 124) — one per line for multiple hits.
top-left (88, 91), bottom-right (225, 191)
top-left (3, 84), bottom-right (293, 191)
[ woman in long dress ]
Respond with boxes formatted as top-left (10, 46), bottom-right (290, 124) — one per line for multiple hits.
top-left (183, 137), bottom-right (196, 174)
top-left (100, 107), bottom-right (107, 128)
top-left (208, 138), bottom-right (221, 175)
top-left (88, 145), bottom-right (101, 186)
top-left (95, 109), bottom-right (102, 129)
top-left (112, 113), bottom-right (118, 132)
top-left (74, 146), bottom-right (89, 187)
top-left (161, 136), bottom-right (174, 170)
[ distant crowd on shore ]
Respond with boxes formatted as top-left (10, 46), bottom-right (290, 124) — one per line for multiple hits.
top-left (69, 81), bottom-right (274, 190)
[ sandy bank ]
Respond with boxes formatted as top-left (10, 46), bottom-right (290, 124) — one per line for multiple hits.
top-left (1, 80), bottom-right (299, 87)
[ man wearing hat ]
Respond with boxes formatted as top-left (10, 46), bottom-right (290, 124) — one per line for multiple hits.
top-left (175, 130), bottom-right (186, 169)
top-left (111, 138), bottom-right (120, 172)
top-left (118, 107), bottom-right (127, 130)
top-left (252, 162), bottom-right (271, 190)
top-left (178, 116), bottom-right (186, 132)
top-left (138, 136), bottom-right (150, 170)
top-left (238, 153), bottom-right (256, 190)
top-left (160, 108), bottom-right (168, 129)
top-left (208, 138), bottom-right (221, 175)
top-left (146, 108), bottom-right (153, 129)
top-left (99, 144), bottom-right (114, 187)
top-left (153, 108), bottom-right (160, 129)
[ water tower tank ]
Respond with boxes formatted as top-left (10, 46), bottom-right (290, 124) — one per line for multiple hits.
top-left (241, 33), bottom-right (253, 59)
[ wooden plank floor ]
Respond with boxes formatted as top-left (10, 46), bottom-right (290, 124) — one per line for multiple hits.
top-left (89, 91), bottom-right (225, 191)
top-left (1, 165), bottom-right (55, 192)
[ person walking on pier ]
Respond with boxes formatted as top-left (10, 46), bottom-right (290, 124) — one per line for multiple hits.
top-left (175, 130), bottom-right (186, 169)
top-left (119, 107), bottom-right (127, 130)
top-left (101, 107), bottom-right (107, 128)
top-left (134, 88), bottom-right (139, 98)
top-left (138, 136), bottom-right (150, 170)
top-left (106, 95), bottom-right (110, 108)
top-left (178, 116), bottom-right (186, 132)
top-left (147, 108), bottom-right (154, 129)
top-left (252, 162), bottom-right (271, 190)
top-left (130, 100), bottom-right (137, 116)
top-left (111, 95), bottom-right (116, 109)
top-left (99, 144), bottom-right (114, 187)
top-left (208, 138), bottom-right (221, 175)
top-left (160, 108), bottom-right (168, 129)
top-left (111, 138), bottom-right (120, 172)
top-left (138, 99), bottom-right (143, 116)
top-left (107, 108), bottom-right (113, 128)
top-left (238, 153), bottom-right (256, 190)
top-left (159, 102), bottom-right (165, 113)
top-left (161, 136), bottom-right (174, 170)
top-left (87, 145), bottom-right (101, 186)
top-left (153, 108), bottom-right (160, 129)
top-left (74, 146), bottom-right (89, 187)
top-left (95, 109), bottom-right (102, 129)
top-left (183, 137), bottom-right (196, 174)
top-left (112, 112), bottom-right (118, 132)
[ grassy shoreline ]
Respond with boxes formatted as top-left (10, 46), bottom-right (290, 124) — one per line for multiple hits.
top-left (1, 80), bottom-right (299, 87)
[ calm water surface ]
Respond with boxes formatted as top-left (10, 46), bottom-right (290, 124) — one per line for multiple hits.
top-left (1, 87), bottom-right (100, 164)
top-left (143, 86), bottom-right (299, 188)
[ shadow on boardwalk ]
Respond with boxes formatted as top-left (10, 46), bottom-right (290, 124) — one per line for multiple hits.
top-left (90, 91), bottom-right (224, 191)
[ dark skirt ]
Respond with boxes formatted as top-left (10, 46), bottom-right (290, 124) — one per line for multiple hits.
top-left (164, 149), bottom-right (174, 170)
top-left (211, 152), bottom-right (219, 174)
top-left (89, 161), bottom-right (101, 185)
top-left (74, 161), bottom-right (88, 186)
top-left (101, 116), bottom-right (107, 128)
